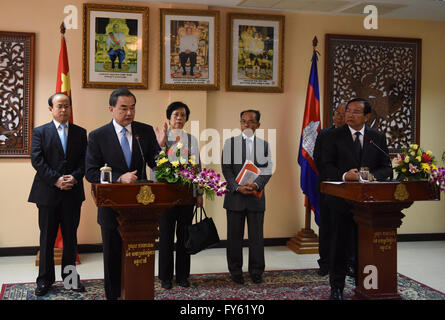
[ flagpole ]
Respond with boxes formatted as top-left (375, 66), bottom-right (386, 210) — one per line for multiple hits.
top-left (287, 36), bottom-right (320, 255)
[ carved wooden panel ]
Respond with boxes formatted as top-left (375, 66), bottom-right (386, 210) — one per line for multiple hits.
top-left (0, 31), bottom-right (35, 158)
top-left (325, 34), bottom-right (421, 154)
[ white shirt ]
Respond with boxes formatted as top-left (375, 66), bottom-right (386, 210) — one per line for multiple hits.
top-left (242, 132), bottom-right (254, 156)
top-left (53, 119), bottom-right (68, 139)
top-left (179, 34), bottom-right (198, 52)
top-left (106, 32), bottom-right (126, 48)
top-left (348, 125), bottom-right (365, 148)
top-left (112, 119), bottom-right (132, 152)
top-left (342, 125), bottom-right (365, 181)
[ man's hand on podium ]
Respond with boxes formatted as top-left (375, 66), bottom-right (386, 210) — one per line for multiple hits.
top-left (345, 168), bottom-right (360, 181)
top-left (118, 170), bottom-right (138, 183)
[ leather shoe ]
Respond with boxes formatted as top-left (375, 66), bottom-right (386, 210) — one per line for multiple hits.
top-left (250, 274), bottom-right (262, 284)
top-left (161, 280), bottom-right (172, 290)
top-left (35, 283), bottom-right (51, 296)
top-left (317, 268), bottom-right (329, 276)
top-left (70, 282), bottom-right (86, 293)
top-left (177, 279), bottom-right (190, 288)
top-left (230, 274), bottom-right (244, 285)
top-left (329, 287), bottom-right (344, 300)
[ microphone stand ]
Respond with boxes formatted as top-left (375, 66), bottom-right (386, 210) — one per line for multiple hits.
top-left (135, 135), bottom-right (151, 183)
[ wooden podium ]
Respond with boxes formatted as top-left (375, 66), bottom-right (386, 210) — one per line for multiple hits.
top-left (91, 182), bottom-right (194, 300)
top-left (321, 180), bottom-right (440, 300)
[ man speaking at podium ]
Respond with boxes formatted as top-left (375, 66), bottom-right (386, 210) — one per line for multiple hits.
top-left (322, 98), bottom-right (392, 300)
top-left (85, 88), bottom-right (160, 300)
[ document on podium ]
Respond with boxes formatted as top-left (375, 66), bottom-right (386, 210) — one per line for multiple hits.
top-left (235, 160), bottom-right (263, 199)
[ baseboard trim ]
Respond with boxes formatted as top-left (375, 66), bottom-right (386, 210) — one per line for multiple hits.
top-left (1, 234), bottom-right (444, 257)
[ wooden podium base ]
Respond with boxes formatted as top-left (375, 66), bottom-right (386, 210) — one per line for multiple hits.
top-left (286, 228), bottom-right (319, 254)
top-left (35, 248), bottom-right (63, 266)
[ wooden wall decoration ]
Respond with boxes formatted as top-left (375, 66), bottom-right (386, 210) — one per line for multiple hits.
top-left (324, 34), bottom-right (421, 154)
top-left (0, 31), bottom-right (35, 158)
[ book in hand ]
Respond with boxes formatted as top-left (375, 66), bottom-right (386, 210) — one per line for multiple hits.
top-left (235, 160), bottom-right (263, 199)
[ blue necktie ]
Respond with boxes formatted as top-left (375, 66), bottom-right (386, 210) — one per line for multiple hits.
top-left (354, 131), bottom-right (362, 162)
top-left (59, 123), bottom-right (67, 155)
top-left (121, 127), bottom-right (132, 168)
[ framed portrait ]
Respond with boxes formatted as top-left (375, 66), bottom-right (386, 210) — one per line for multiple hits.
top-left (82, 3), bottom-right (149, 89)
top-left (324, 34), bottom-right (422, 155)
top-left (160, 9), bottom-right (220, 90)
top-left (227, 13), bottom-right (284, 93)
top-left (0, 31), bottom-right (35, 158)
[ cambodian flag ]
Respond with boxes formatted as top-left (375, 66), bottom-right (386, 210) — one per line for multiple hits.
top-left (297, 50), bottom-right (321, 225)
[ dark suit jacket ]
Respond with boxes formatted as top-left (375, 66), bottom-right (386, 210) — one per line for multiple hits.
top-left (322, 124), bottom-right (392, 182)
top-left (313, 126), bottom-right (334, 187)
top-left (221, 135), bottom-right (273, 212)
top-left (85, 120), bottom-right (160, 228)
top-left (28, 121), bottom-right (87, 206)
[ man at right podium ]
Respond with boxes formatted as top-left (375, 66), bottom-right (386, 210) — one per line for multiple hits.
top-left (322, 98), bottom-right (392, 300)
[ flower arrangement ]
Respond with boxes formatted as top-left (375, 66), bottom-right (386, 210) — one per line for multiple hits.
top-left (153, 142), bottom-right (228, 199)
top-left (179, 168), bottom-right (228, 200)
top-left (429, 167), bottom-right (445, 192)
top-left (392, 144), bottom-right (438, 181)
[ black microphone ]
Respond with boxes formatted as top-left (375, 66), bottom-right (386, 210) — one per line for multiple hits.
top-left (135, 135), bottom-right (150, 183)
top-left (369, 139), bottom-right (390, 160)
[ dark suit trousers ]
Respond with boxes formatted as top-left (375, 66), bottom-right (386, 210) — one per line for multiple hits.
top-left (100, 226), bottom-right (122, 300)
top-left (319, 194), bottom-right (356, 272)
top-left (317, 194), bottom-right (332, 271)
top-left (329, 197), bottom-right (358, 289)
top-left (226, 210), bottom-right (265, 277)
top-left (158, 205), bottom-right (194, 282)
top-left (36, 202), bottom-right (81, 286)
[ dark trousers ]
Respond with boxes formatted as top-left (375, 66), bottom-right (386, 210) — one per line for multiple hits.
top-left (36, 202), bottom-right (81, 286)
top-left (107, 49), bottom-right (125, 68)
top-left (100, 226), bottom-right (122, 300)
top-left (329, 197), bottom-right (358, 290)
top-left (317, 194), bottom-right (332, 271)
top-left (158, 205), bottom-right (194, 282)
top-left (179, 52), bottom-right (197, 70)
top-left (226, 210), bottom-right (265, 277)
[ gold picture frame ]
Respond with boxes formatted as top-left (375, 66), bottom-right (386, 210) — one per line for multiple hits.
top-left (82, 3), bottom-right (149, 89)
top-left (227, 13), bottom-right (284, 93)
top-left (160, 9), bottom-right (220, 90)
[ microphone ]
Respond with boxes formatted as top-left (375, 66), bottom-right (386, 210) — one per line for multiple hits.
top-left (369, 139), bottom-right (390, 160)
top-left (135, 134), bottom-right (150, 183)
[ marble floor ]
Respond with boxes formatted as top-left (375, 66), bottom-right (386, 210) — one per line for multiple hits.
top-left (1, 241), bottom-right (445, 295)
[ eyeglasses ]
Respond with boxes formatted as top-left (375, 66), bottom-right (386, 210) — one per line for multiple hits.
top-left (54, 105), bottom-right (71, 110)
top-left (240, 120), bottom-right (258, 125)
top-left (345, 109), bottom-right (364, 115)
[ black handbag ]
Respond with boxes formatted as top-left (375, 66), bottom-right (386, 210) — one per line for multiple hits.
top-left (185, 206), bottom-right (220, 255)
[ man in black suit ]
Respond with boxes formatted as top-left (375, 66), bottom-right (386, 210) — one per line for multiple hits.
top-left (85, 88), bottom-right (160, 300)
top-left (28, 93), bottom-right (87, 296)
top-left (313, 103), bottom-right (345, 276)
top-left (322, 98), bottom-right (392, 300)
top-left (221, 110), bottom-right (273, 285)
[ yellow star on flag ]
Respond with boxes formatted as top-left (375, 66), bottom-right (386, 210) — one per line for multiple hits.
top-left (61, 71), bottom-right (71, 93)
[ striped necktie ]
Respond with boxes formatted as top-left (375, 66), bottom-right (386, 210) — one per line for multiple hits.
top-left (121, 127), bottom-right (132, 168)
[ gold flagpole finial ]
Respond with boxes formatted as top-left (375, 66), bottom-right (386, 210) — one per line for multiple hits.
top-left (312, 36), bottom-right (318, 49)
top-left (60, 22), bottom-right (66, 35)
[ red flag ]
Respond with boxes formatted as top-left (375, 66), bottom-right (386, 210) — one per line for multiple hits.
top-left (297, 50), bottom-right (321, 225)
top-left (54, 25), bottom-right (80, 263)
top-left (55, 34), bottom-right (73, 122)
